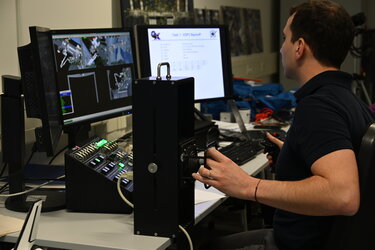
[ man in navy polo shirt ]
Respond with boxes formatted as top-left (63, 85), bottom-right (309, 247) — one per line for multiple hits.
top-left (193, 1), bottom-right (374, 249)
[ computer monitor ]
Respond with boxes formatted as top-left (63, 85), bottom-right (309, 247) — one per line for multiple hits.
top-left (2, 26), bottom-right (65, 212)
top-left (18, 26), bottom-right (63, 157)
top-left (50, 28), bottom-right (137, 133)
top-left (136, 25), bottom-right (233, 102)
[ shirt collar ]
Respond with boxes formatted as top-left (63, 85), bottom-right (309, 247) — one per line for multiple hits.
top-left (294, 71), bottom-right (353, 102)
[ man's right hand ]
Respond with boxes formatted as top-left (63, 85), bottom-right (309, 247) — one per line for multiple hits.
top-left (264, 132), bottom-right (284, 167)
top-left (266, 132), bottom-right (284, 149)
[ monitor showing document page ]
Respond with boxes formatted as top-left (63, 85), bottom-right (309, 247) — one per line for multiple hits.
top-left (136, 25), bottom-right (233, 102)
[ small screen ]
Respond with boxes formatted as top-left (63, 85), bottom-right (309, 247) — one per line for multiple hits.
top-left (137, 25), bottom-right (233, 102)
top-left (51, 29), bottom-right (136, 125)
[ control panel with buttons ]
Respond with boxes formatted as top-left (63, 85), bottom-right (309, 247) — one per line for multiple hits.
top-left (65, 136), bottom-right (133, 213)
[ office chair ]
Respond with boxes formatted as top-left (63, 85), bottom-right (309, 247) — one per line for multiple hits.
top-left (12, 199), bottom-right (43, 250)
top-left (325, 122), bottom-right (375, 250)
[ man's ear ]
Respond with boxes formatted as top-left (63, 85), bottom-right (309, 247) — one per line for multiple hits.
top-left (295, 38), bottom-right (306, 59)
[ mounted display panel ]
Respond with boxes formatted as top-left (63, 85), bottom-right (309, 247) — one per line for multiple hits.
top-left (51, 28), bottom-right (137, 127)
top-left (136, 25), bottom-right (233, 102)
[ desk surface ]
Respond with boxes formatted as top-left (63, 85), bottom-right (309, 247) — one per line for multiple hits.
top-left (194, 153), bottom-right (268, 224)
top-left (0, 206), bottom-right (171, 250)
top-left (0, 152), bottom-right (268, 250)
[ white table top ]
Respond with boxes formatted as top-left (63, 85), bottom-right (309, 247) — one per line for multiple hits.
top-left (0, 148), bottom-right (268, 250)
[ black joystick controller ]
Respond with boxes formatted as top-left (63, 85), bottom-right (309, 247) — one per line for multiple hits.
top-left (261, 132), bottom-right (281, 172)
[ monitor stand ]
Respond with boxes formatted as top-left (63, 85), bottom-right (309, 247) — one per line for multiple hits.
top-left (5, 190), bottom-right (65, 213)
top-left (227, 99), bottom-right (251, 141)
top-left (194, 107), bottom-right (219, 149)
top-left (64, 123), bottom-right (91, 148)
top-left (1, 76), bottom-right (65, 212)
top-left (194, 107), bottom-right (214, 130)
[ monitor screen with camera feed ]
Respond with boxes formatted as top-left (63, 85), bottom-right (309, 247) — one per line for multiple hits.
top-left (136, 25), bottom-right (233, 102)
top-left (51, 28), bottom-right (137, 126)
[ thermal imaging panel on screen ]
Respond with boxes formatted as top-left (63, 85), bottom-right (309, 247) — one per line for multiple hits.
top-left (52, 30), bottom-right (135, 125)
top-left (147, 28), bottom-right (225, 101)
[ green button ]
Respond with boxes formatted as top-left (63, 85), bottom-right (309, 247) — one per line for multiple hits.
top-left (95, 139), bottom-right (108, 148)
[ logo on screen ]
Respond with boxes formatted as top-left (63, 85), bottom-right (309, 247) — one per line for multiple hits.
top-left (210, 30), bottom-right (217, 39)
top-left (151, 31), bottom-right (160, 40)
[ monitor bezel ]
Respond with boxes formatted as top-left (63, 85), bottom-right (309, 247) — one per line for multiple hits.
top-left (50, 27), bottom-right (138, 127)
top-left (28, 26), bottom-right (63, 156)
top-left (135, 24), bottom-right (233, 103)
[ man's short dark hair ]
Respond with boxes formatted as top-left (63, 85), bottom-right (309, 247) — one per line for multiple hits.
top-left (290, 0), bottom-right (355, 68)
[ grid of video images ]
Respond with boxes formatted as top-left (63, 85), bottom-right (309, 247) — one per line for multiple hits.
top-left (52, 31), bottom-right (134, 121)
top-left (53, 33), bottom-right (133, 70)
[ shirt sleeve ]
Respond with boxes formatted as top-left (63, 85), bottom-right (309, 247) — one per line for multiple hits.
top-left (292, 95), bottom-right (353, 168)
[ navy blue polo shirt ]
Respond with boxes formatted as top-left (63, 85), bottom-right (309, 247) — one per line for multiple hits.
top-left (273, 71), bottom-right (374, 250)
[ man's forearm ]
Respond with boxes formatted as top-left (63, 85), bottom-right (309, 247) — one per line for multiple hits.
top-left (254, 176), bottom-right (355, 216)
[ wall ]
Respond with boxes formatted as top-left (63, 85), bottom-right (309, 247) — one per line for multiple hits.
top-left (0, 0), bottom-right (19, 86)
top-left (279, 0), bottom-right (368, 90)
top-left (0, 0), bottom-right (116, 89)
top-left (195, 0), bottom-right (279, 81)
top-left (364, 0), bottom-right (375, 29)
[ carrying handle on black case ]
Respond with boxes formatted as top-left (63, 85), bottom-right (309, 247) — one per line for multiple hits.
top-left (156, 62), bottom-right (171, 80)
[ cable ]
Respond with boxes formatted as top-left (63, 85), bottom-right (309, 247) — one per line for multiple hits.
top-left (0, 182), bottom-right (9, 194)
top-left (0, 166), bottom-right (27, 182)
top-left (116, 172), bottom-right (134, 208)
top-left (179, 225), bottom-right (194, 250)
top-left (0, 168), bottom-right (23, 182)
top-left (116, 172), bottom-right (194, 250)
top-left (25, 142), bottom-right (38, 166)
top-left (0, 175), bottom-right (65, 198)
top-left (116, 131), bottom-right (133, 141)
top-left (0, 143), bottom-right (65, 181)
top-left (0, 166), bottom-right (25, 182)
top-left (25, 178), bottom-right (63, 182)
top-left (0, 143), bottom-right (37, 181)
top-left (0, 163), bottom-right (8, 178)
top-left (48, 145), bottom-right (69, 165)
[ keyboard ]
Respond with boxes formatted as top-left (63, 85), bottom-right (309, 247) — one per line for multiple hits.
top-left (219, 139), bottom-right (264, 165)
top-left (246, 130), bottom-right (267, 141)
top-left (218, 129), bottom-right (287, 165)
top-left (247, 129), bottom-right (287, 141)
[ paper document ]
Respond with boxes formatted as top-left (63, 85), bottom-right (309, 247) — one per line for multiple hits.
top-left (213, 120), bottom-right (254, 132)
top-left (195, 189), bottom-right (226, 204)
top-left (0, 214), bottom-right (24, 237)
